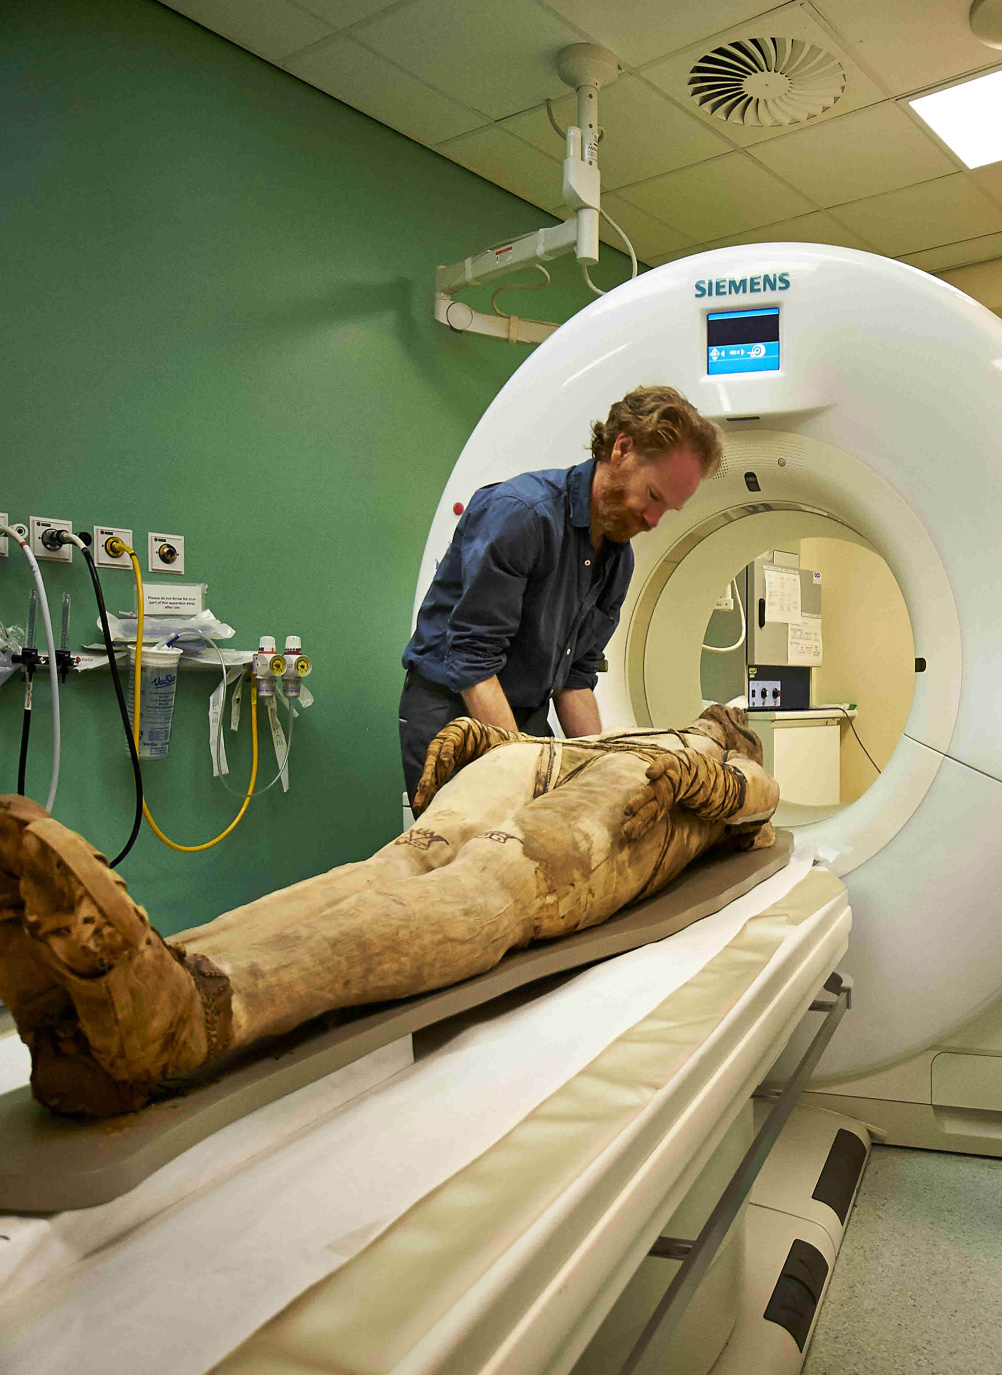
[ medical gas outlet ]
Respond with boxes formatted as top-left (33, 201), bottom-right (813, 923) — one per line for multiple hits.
top-left (282, 636), bottom-right (312, 698)
top-left (254, 637), bottom-right (286, 696)
top-left (31, 517), bottom-right (74, 563)
top-left (95, 527), bottom-right (134, 569)
top-left (149, 532), bottom-right (185, 575)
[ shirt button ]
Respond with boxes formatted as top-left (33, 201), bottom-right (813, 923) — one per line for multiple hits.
top-left (584, 559), bottom-right (591, 567)
top-left (566, 648), bottom-right (571, 655)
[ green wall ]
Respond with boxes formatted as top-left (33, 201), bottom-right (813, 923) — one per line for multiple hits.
top-left (1, 0), bottom-right (633, 935)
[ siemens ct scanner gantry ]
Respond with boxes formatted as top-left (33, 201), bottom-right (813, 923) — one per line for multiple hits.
top-left (420, 240), bottom-right (1002, 1118)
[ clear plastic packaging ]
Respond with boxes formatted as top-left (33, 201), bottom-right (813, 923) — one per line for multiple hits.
top-left (104, 609), bottom-right (235, 643)
top-left (127, 646), bottom-right (183, 759)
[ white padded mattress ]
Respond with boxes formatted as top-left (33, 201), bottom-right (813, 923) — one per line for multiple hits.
top-left (0, 845), bottom-right (845, 1375)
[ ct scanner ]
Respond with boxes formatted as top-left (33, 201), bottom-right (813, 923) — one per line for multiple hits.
top-left (418, 240), bottom-right (1002, 1102)
top-left (3, 243), bottom-right (1000, 1375)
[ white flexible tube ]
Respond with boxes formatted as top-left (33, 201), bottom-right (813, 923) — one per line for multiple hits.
top-left (1, 525), bottom-right (61, 811)
top-left (600, 207), bottom-right (638, 279)
top-left (581, 210), bottom-right (640, 297)
top-left (703, 578), bottom-right (747, 654)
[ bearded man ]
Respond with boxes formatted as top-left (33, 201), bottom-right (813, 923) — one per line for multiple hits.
top-left (399, 386), bottom-right (723, 806)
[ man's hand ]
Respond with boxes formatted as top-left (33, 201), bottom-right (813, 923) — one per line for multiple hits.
top-left (413, 718), bottom-right (522, 814)
top-left (460, 676), bottom-right (519, 733)
top-left (553, 687), bottom-right (601, 738)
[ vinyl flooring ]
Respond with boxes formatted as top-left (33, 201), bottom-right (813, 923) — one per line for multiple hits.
top-left (803, 1144), bottom-right (1002, 1375)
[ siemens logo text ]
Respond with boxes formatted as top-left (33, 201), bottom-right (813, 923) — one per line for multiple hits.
top-left (695, 273), bottom-right (790, 298)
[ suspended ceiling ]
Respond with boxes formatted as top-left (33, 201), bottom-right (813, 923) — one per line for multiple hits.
top-left (158, 0), bottom-right (1002, 277)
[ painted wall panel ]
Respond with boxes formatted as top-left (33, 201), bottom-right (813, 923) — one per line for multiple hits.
top-left (0, 0), bottom-right (628, 933)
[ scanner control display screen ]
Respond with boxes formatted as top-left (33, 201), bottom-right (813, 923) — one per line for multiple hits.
top-left (707, 307), bottom-right (779, 375)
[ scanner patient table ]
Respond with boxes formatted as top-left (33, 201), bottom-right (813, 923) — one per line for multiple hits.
top-left (0, 842), bottom-right (851, 1375)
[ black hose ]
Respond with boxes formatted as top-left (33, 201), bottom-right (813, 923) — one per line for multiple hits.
top-left (827, 705), bottom-right (881, 776)
top-left (78, 544), bottom-right (144, 865)
top-left (16, 701), bottom-right (31, 795)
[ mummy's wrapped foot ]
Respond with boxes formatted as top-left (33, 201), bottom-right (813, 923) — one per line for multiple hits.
top-left (0, 798), bottom-right (69, 1035)
top-left (0, 797), bottom-right (233, 1117)
top-left (413, 717), bottom-right (525, 813)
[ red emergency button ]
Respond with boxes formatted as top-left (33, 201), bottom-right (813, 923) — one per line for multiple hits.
top-left (453, 502), bottom-right (465, 515)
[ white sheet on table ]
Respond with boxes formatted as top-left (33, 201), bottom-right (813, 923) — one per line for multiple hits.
top-left (0, 845), bottom-right (817, 1375)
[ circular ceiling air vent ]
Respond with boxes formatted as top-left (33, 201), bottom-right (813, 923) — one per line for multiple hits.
top-left (688, 38), bottom-right (846, 127)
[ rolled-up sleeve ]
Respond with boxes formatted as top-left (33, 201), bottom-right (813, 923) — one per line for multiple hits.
top-left (443, 496), bottom-right (543, 691)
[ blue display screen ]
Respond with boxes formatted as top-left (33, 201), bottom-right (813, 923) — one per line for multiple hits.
top-left (707, 307), bottom-right (780, 375)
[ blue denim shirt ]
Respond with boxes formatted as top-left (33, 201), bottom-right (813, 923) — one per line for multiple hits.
top-left (403, 460), bottom-right (634, 708)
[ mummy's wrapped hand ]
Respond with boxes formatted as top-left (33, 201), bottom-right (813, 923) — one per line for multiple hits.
top-left (413, 717), bottom-right (525, 813)
top-left (622, 748), bottom-right (750, 842)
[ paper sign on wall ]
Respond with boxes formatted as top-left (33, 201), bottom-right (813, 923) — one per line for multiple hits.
top-left (764, 565), bottom-right (802, 624)
top-left (788, 612), bottom-right (823, 665)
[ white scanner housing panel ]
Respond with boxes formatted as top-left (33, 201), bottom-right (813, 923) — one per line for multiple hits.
top-left (415, 245), bottom-right (1002, 1077)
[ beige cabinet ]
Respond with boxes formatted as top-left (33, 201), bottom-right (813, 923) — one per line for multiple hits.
top-left (749, 710), bottom-right (849, 807)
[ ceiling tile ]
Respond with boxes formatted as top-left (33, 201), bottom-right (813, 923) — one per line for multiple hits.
top-left (695, 209), bottom-right (875, 251)
top-left (620, 152), bottom-right (815, 241)
top-left (503, 76), bottom-right (732, 190)
top-left (538, 0), bottom-right (781, 69)
top-left (353, 0), bottom-right (584, 119)
top-left (646, 208), bottom-right (874, 265)
top-left (295, 0), bottom-right (396, 28)
top-left (829, 172), bottom-right (1002, 255)
top-left (901, 230), bottom-right (1002, 271)
top-left (645, 246), bottom-right (700, 267)
top-left (598, 194), bottom-right (695, 261)
top-left (970, 161), bottom-right (1002, 209)
top-left (750, 101), bottom-right (958, 206)
top-left (286, 37), bottom-right (485, 143)
top-left (435, 126), bottom-right (566, 210)
top-left (641, 2), bottom-right (885, 149)
top-left (161, 0), bottom-right (332, 61)
top-left (812, 0), bottom-right (1002, 96)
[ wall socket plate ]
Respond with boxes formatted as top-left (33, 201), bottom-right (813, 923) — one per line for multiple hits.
top-left (94, 525), bottom-right (134, 570)
top-left (30, 516), bottom-right (73, 563)
top-left (148, 531), bottom-right (185, 575)
top-left (0, 514), bottom-right (7, 558)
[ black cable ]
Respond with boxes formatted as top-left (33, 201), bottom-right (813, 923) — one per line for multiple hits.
top-left (16, 702), bottom-right (31, 795)
top-left (827, 705), bottom-right (881, 775)
top-left (77, 543), bottom-right (144, 866)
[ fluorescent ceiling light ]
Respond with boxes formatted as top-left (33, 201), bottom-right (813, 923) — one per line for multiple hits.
top-left (909, 69), bottom-right (1002, 168)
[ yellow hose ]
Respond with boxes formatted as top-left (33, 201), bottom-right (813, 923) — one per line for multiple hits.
top-left (123, 546), bottom-right (258, 852)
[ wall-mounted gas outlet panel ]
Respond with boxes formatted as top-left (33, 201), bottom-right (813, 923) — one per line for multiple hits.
top-left (0, 514), bottom-right (7, 558)
top-left (148, 532), bottom-right (185, 575)
top-left (94, 526), bottom-right (134, 570)
top-left (30, 516), bottom-right (73, 563)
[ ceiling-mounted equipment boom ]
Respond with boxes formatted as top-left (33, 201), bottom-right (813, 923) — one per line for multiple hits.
top-left (434, 44), bottom-right (622, 345)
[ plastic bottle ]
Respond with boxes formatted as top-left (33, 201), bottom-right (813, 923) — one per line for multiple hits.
top-left (127, 646), bottom-right (183, 759)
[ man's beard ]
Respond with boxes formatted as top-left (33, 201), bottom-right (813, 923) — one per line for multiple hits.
top-left (594, 473), bottom-right (645, 542)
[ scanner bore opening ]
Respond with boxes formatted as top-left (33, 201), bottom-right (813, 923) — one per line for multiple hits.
top-left (626, 504), bottom-right (916, 839)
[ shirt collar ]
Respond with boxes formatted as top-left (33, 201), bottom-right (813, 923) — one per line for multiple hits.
top-left (568, 459), bottom-right (595, 529)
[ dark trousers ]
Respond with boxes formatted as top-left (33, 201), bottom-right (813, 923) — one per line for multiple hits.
top-left (399, 670), bottom-right (553, 808)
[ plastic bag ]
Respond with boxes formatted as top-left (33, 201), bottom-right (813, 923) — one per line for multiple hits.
top-left (102, 608), bottom-right (235, 643)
